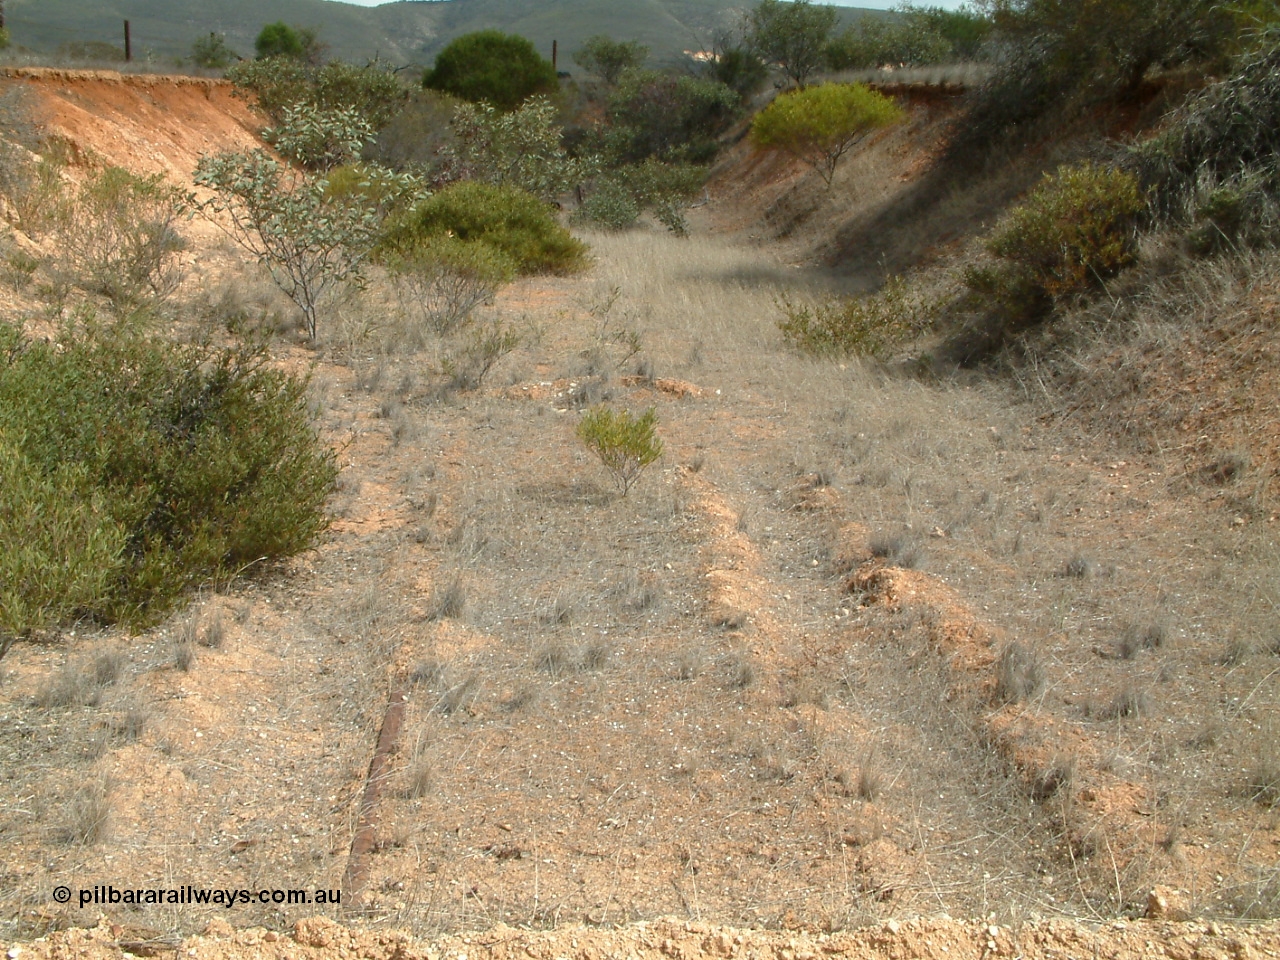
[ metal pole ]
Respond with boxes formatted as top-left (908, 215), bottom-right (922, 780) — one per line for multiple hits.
top-left (552, 39), bottom-right (557, 70)
top-left (124, 19), bottom-right (132, 61)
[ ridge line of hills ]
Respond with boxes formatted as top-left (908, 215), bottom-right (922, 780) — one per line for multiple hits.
top-left (4, 0), bottom-right (881, 73)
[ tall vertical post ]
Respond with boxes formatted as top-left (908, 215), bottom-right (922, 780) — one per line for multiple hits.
top-left (552, 39), bottom-right (557, 70)
top-left (124, 20), bottom-right (132, 61)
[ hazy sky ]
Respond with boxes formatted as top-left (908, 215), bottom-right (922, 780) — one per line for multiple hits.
top-left (335, 0), bottom-right (974, 8)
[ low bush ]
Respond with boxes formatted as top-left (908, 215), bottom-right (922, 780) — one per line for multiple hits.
top-left (389, 237), bottom-right (514, 335)
top-left (0, 318), bottom-right (337, 653)
top-left (577, 405), bottom-right (663, 495)
top-left (575, 160), bottom-right (705, 235)
top-left (439, 317), bottom-right (521, 393)
top-left (384, 181), bottom-right (588, 276)
top-left (777, 275), bottom-right (934, 358)
top-left (0, 141), bottom-right (67, 235)
top-left (190, 32), bottom-right (238, 69)
top-left (995, 641), bottom-right (1045, 704)
top-left (1132, 40), bottom-right (1280, 251)
top-left (963, 162), bottom-right (1144, 327)
top-left (51, 165), bottom-right (188, 310)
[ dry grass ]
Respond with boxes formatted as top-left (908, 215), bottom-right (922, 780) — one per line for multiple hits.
top-left (2, 189), bottom-right (1279, 941)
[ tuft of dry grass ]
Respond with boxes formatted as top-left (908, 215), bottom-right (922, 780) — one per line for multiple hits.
top-left (724, 652), bottom-right (757, 690)
top-left (1097, 685), bottom-right (1151, 721)
top-left (427, 577), bottom-right (467, 622)
top-left (36, 651), bottom-right (125, 709)
top-left (57, 780), bottom-right (112, 846)
top-left (994, 641), bottom-right (1045, 704)
top-left (196, 610), bottom-right (226, 649)
top-left (1118, 621), bottom-right (1165, 659)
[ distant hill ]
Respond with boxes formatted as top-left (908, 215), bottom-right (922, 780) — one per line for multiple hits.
top-left (4, 0), bottom-right (879, 73)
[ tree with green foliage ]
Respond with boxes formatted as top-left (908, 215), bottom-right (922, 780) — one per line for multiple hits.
top-left (605, 71), bottom-right (739, 164)
top-left (826, 5), bottom-right (990, 70)
top-left (976, 0), bottom-right (1235, 96)
top-left (191, 32), bottom-right (238, 69)
top-left (424, 30), bottom-right (558, 111)
top-left (444, 96), bottom-right (596, 202)
top-left (750, 82), bottom-right (905, 184)
top-left (255, 21), bottom-right (315, 61)
top-left (195, 149), bottom-right (420, 339)
top-left (573, 35), bottom-right (649, 85)
top-left (710, 47), bottom-right (770, 102)
top-left (747, 0), bottom-right (839, 88)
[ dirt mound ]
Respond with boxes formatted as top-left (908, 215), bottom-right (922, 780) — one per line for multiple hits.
top-left (0, 67), bottom-right (267, 182)
top-left (9, 914), bottom-right (1279, 960)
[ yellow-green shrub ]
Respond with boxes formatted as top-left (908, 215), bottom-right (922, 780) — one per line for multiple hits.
top-left (577, 406), bottom-right (663, 495)
top-left (382, 181), bottom-right (588, 276)
top-left (776, 276), bottom-right (934, 358)
top-left (965, 162), bottom-right (1144, 324)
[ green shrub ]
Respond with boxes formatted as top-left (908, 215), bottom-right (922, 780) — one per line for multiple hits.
top-left (0, 432), bottom-right (126, 661)
top-left (577, 406), bottom-right (663, 495)
top-left (1131, 40), bottom-right (1280, 250)
top-left (384, 181), bottom-right (588, 276)
top-left (227, 57), bottom-right (312, 124)
top-left (424, 30), bottom-right (558, 111)
top-left (0, 318), bottom-right (337, 651)
top-left (711, 48), bottom-right (769, 103)
top-left (575, 159), bottom-right (705, 235)
top-left (310, 60), bottom-right (406, 132)
top-left (228, 58), bottom-right (404, 131)
top-left (964, 162), bottom-right (1145, 325)
top-left (576, 179), bottom-right (642, 230)
top-left (777, 276), bottom-right (933, 358)
top-left (750, 83), bottom-right (906, 185)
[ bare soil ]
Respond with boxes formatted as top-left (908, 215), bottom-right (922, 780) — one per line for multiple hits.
top-left (1, 70), bottom-right (1277, 960)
